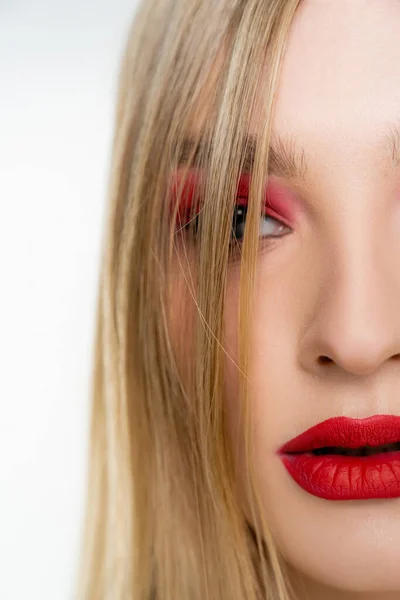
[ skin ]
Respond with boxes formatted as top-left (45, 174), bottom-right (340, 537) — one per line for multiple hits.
top-left (224, 2), bottom-right (400, 599)
top-left (172, 1), bottom-right (400, 598)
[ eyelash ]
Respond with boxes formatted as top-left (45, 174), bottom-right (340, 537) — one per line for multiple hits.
top-left (232, 201), bottom-right (291, 245)
top-left (180, 199), bottom-right (292, 253)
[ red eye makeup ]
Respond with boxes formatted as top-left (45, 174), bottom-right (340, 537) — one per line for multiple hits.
top-left (169, 169), bottom-right (298, 229)
top-left (235, 173), bottom-right (295, 227)
top-left (169, 169), bottom-right (202, 227)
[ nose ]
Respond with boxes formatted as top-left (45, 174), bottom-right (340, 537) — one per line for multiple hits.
top-left (298, 243), bottom-right (400, 378)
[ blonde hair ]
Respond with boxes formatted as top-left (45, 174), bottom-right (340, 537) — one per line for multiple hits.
top-left (75, 1), bottom-right (303, 599)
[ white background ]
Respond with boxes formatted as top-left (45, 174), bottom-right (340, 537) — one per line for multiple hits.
top-left (0, 2), bottom-right (139, 598)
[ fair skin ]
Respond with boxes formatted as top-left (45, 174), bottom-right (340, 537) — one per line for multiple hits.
top-left (173, 1), bottom-right (400, 598)
top-left (224, 1), bottom-right (400, 599)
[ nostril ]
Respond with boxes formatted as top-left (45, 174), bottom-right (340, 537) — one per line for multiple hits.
top-left (318, 356), bottom-right (332, 365)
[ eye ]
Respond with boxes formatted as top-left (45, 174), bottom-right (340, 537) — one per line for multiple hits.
top-left (231, 203), bottom-right (291, 245)
top-left (176, 200), bottom-right (292, 253)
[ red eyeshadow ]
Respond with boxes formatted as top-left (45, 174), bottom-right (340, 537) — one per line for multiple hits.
top-left (265, 178), bottom-right (299, 223)
top-left (169, 169), bottom-right (202, 223)
top-left (169, 169), bottom-right (298, 227)
top-left (237, 174), bottom-right (297, 224)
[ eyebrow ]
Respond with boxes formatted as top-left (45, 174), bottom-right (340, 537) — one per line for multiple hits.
top-left (176, 121), bottom-right (400, 181)
top-left (383, 121), bottom-right (400, 169)
top-left (176, 133), bottom-right (308, 180)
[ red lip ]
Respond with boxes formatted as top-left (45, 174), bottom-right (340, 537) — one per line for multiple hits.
top-left (277, 415), bottom-right (400, 500)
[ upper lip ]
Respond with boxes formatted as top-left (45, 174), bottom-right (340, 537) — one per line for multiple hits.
top-left (278, 414), bottom-right (400, 454)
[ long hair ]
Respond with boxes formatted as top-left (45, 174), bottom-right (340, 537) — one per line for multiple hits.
top-left (75, 1), bottom-right (303, 599)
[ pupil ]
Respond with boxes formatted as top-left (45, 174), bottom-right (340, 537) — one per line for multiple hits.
top-left (181, 204), bottom-right (248, 241)
top-left (232, 205), bottom-right (247, 241)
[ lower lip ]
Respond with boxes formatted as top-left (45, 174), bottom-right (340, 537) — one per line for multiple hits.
top-left (280, 452), bottom-right (400, 500)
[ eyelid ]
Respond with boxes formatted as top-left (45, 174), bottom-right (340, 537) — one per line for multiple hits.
top-left (169, 169), bottom-right (201, 217)
top-left (169, 169), bottom-right (292, 227)
top-left (236, 174), bottom-right (293, 226)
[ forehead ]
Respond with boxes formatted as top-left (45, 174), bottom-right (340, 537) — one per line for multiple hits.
top-left (250, 0), bottom-right (400, 183)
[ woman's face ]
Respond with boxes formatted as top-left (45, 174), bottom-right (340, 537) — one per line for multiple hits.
top-left (223, 2), bottom-right (400, 598)
top-left (173, 1), bottom-right (400, 598)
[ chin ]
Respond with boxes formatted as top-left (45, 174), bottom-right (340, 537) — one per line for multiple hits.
top-left (285, 545), bottom-right (400, 594)
top-left (252, 461), bottom-right (400, 596)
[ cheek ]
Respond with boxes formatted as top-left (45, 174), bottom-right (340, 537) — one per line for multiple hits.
top-left (167, 246), bottom-right (198, 379)
top-left (222, 271), bottom-right (400, 594)
top-left (222, 269), bottom-right (285, 441)
top-left (222, 269), bottom-right (298, 516)
top-left (222, 275), bottom-right (241, 447)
